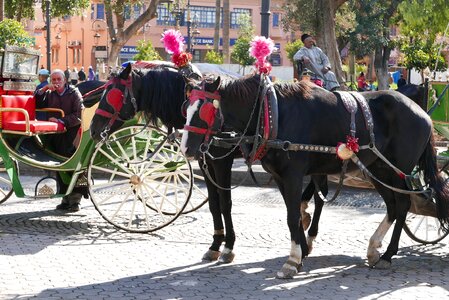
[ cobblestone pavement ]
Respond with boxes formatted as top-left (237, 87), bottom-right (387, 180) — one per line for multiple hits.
top-left (1, 178), bottom-right (449, 300)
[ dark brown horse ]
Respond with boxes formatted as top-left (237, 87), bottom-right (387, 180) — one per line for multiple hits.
top-left (181, 74), bottom-right (449, 278)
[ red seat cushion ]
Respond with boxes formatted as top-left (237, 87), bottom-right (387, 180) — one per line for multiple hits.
top-left (2, 120), bottom-right (65, 132)
top-left (1, 95), bottom-right (65, 133)
top-left (0, 95), bottom-right (36, 126)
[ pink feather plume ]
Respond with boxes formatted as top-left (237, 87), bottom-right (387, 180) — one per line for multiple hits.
top-left (249, 36), bottom-right (275, 74)
top-left (250, 36), bottom-right (275, 65)
top-left (161, 29), bottom-right (185, 55)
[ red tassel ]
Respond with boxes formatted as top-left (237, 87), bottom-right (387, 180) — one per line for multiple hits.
top-left (346, 135), bottom-right (359, 153)
top-left (172, 52), bottom-right (192, 68)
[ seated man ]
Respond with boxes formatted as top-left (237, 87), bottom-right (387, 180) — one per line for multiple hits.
top-left (293, 34), bottom-right (340, 91)
top-left (34, 69), bottom-right (86, 212)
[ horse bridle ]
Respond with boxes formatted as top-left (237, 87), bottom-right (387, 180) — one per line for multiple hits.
top-left (95, 76), bottom-right (138, 141)
top-left (183, 88), bottom-right (222, 150)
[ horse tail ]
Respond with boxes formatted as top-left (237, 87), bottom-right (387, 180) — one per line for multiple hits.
top-left (419, 131), bottom-right (449, 233)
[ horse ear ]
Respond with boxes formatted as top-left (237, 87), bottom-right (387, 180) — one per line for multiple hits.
top-left (120, 63), bottom-right (132, 79)
top-left (209, 76), bottom-right (221, 92)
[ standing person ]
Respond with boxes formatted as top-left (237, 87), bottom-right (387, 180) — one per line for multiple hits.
top-left (69, 67), bottom-right (79, 85)
top-left (293, 34), bottom-right (340, 91)
top-left (64, 67), bottom-right (70, 81)
top-left (34, 69), bottom-right (86, 212)
top-left (88, 66), bottom-right (95, 81)
top-left (397, 74), bottom-right (407, 88)
top-left (36, 69), bottom-right (50, 90)
top-left (78, 67), bottom-right (87, 82)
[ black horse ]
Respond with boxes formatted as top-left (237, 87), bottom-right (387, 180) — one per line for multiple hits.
top-left (181, 74), bottom-right (449, 278)
top-left (89, 63), bottom-right (244, 263)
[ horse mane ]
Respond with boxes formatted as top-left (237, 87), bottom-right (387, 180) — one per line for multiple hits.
top-left (218, 74), bottom-right (314, 103)
top-left (133, 66), bottom-right (186, 129)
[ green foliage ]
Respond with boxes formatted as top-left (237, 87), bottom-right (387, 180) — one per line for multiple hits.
top-left (236, 13), bottom-right (254, 39)
top-left (398, 0), bottom-right (449, 40)
top-left (133, 40), bottom-right (162, 61)
top-left (285, 39), bottom-right (303, 64)
top-left (4, 0), bottom-right (90, 21)
top-left (4, 0), bottom-right (35, 20)
top-left (398, 38), bottom-right (447, 72)
top-left (231, 37), bottom-right (255, 66)
top-left (282, 0), bottom-right (317, 34)
top-left (231, 13), bottom-right (255, 67)
top-left (347, 0), bottom-right (400, 58)
top-left (0, 19), bottom-right (33, 48)
top-left (205, 49), bottom-right (224, 64)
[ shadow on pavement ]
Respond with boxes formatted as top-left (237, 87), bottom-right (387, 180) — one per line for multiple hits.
top-left (29, 253), bottom-right (449, 300)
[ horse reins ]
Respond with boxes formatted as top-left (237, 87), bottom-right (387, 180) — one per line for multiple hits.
top-left (95, 76), bottom-right (138, 142)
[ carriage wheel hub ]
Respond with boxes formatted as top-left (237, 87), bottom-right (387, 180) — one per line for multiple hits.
top-left (130, 175), bottom-right (141, 185)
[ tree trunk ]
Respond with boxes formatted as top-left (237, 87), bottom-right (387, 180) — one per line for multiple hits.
top-left (374, 45), bottom-right (391, 90)
top-left (104, 0), bottom-right (158, 68)
top-left (315, 0), bottom-right (345, 83)
top-left (214, 0), bottom-right (220, 52)
top-left (0, 0), bottom-right (4, 22)
top-left (222, 0), bottom-right (230, 63)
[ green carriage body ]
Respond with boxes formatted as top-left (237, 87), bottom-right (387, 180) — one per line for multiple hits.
top-left (0, 46), bottom-right (206, 233)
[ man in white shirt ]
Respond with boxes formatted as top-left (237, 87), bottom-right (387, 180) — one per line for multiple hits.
top-left (293, 34), bottom-right (340, 91)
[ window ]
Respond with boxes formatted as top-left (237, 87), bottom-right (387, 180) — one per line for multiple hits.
top-left (124, 5), bottom-right (131, 20)
top-left (156, 4), bottom-right (174, 26)
top-left (230, 8), bottom-right (251, 29)
top-left (133, 4), bottom-right (141, 20)
top-left (96, 4), bottom-right (105, 20)
top-left (191, 6), bottom-right (217, 28)
top-left (272, 12), bottom-right (279, 27)
top-left (72, 48), bottom-right (81, 65)
top-left (52, 48), bottom-right (59, 64)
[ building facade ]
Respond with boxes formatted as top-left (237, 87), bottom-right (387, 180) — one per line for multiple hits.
top-left (28, 0), bottom-right (293, 75)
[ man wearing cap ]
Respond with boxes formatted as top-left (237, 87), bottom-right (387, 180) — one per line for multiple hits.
top-left (36, 69), bottom-right (50, 90)
top-left (293, 34), bottom-right (340, 91)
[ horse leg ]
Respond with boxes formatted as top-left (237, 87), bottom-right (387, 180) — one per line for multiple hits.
top-left (306, 175), bottom-right (328, 253)
top-left (367, 214), bottom-right (393, 267)
top-left (300, 180), bottom-right (315, 230)
top-left (274, 174), bottom-right (309, 279)
top-left (215, 156), bottom-right (236, 264)
top-left (201, 160), bottom-right (225, 262)
top-left (375, 192), bottom-right (411, 269)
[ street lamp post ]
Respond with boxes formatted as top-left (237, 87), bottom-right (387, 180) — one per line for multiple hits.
top-left (55, 23), bottom-right (68, 69)
top-left (45, 0), bottom-right (51, 70)
top-left (186, 0), bottom-right (192, 53)
top-left (92, 19), bottom-right (109, 67)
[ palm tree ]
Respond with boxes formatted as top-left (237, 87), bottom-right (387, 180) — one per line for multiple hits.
top-left (213, 0), bottom-right (220, 52)
top-left (222, 0), bottom-right (230, 63)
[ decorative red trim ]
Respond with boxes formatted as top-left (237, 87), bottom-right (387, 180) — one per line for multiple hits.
top-left (183, 125), bottom-right (210, 135)
top-left (95, 109), bottom-right (115, 118)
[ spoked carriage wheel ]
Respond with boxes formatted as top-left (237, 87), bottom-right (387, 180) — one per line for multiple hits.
top-left (403, 210), bottom-right (449, 244)
top-left (88, 125), bottom-right (201, 233)
top-left (0, 157), bottom-right (14, 204)
top-left (403, 169), bottom-right (449, 244)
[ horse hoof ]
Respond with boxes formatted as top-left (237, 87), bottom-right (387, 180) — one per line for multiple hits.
top-left (276, 267), bottom-right (297, 279)
top-left (202, 249), bottom-right (221, 261)
top-left (218, 248), bottom-right (235, 264)
top-left (367, 251), bottom-right (380, 267)
top-left (373, 259), bottom-right (391, 270)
